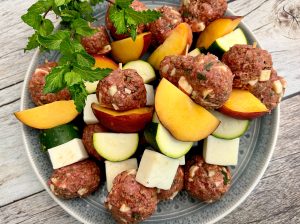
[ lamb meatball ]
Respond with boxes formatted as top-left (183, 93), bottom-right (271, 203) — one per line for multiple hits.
top-left (29, 62), bottom-right (71, 106)
top-left (180, 0), bottom-right (227, 32)
top-left (81, 26), bottom-right (111, 55)
top-left (106, 0), bottom-right (147, 40)
top-left (105, 169), bottom-right (158, 224)
top-left (160, 54), bottom-right (233, 109)
top-left (157, 166), bottom-right (184, 201)
top-left (48, 160), bottom-right (100, 199)
top-left (96, 69), bottom-right (146, 111)
top-left (82, 124), bottom-right (108, 160)
top-left (222, 44), bottom-right (287, 110)
top-left (184, 155), bottom-right (231, 203)
top-left (148, 6), bottom-right (183, 46)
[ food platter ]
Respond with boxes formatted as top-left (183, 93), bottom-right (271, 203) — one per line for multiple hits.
top-left (20, 1), bottom-right (280, 223)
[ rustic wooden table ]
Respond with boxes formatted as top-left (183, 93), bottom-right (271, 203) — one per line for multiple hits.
top-left (0, 0), bottom-right (299, 223)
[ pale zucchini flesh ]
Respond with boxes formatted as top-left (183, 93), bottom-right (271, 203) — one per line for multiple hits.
top-left (123, 60), bottom-right (156, 83)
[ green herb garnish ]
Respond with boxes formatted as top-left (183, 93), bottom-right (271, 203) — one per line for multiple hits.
top-left (221, 170), bottom-right (230, 185)
top-left (204, 62), bottom-right (214, 71)
top-left (197, 72), bottom-right (207, 80)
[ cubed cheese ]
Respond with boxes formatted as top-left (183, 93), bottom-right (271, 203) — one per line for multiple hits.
top-left (178, 156), bottom-right (185, 165)
top-left (84, 94), bottom-right (98, 125)
top-left (145, 84), bottom-right (155, 106)
top-left (203, 135), bottom-right (240, 166)
top-left (48, 138), bottom-right (89, 169)
top-left (105, 158), bottom-right (138, 192)
top-left (136, 149), bottom-right (179, 190)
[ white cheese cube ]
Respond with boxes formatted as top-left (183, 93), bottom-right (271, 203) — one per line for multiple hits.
top-left (178, 156), bottom-right (185, 165)
top-left (84, 81), bottom-right (98, 94)
top-left (136, 149), bottom-right (179, 190)
top-left (203, 135), bottom-right (240, 166)
top-left (84, 94), bottom-right (99, 125)
top-left (145, 84), bottom-right (154, 106)
top-left (105, 158), bottom-right (138, 192)
top-left (48, 138), bottom-right (89, 169)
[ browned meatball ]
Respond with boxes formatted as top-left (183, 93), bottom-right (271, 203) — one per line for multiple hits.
top-left (105, 169), bottom-right (158, 224)
top-left (148, 6), bottom-right (183, 46)
top-left (81, 26), bottom-right (111, 55)
top-left (106, 0), bottom-right (147, 40)
top-left (96, 69), bottom-right (146, 111)
top-left (48, 160), bottom-right (100, 199)
top-left (157, 166), bottom-right (184, 201)
top-left (184, 155), bottom-right (231, 203)
top-left (160, 54), bottom-right (233, 109)
top-left (180, 0), bottom-right (227, 32)
top-left (82, 124), bottom-right (108, 160)
top-left (222, 44), bottom-right (287, 110)
top-left (29, 62), bottom-right (71, 106)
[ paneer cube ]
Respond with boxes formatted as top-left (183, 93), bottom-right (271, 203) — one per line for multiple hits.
top-left (84, 94), bottom-right (99, 124)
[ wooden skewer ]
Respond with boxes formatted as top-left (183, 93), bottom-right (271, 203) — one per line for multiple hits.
top-left (253, 42), bottom-right (257, 48)
top-left (185, 44), bottom-right (190, 56)
top-left (119, 63), bottom-right (123, 70)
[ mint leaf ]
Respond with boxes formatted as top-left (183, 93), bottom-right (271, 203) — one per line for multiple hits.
top-left (125, 8), bottom-right (161, 25)
top-left (25, 33), bottom-right (39, 51)
top-left (71, 18), bottom-right (96, 36)
top-left (60, 9), bottom-right (80, 22)
top-left (60, 38), bottom-right (84, 56)
top-left (21, 12), bottom-right (42, 30)
top-left (39, 18), bottom-right (54, 36)
top-left (43, 66), bottom-right (68, 94)
top-left (54, 0), bottom-right (70, 7)
top-left (65, 71), bottom-right (81, 86)
top-left (73, 65), bottom-right (112, 82)
top-left (28, 0), bottom-right (53, 14)
top-left (38, 30), bottom-right (70, 50)
top-left (109, 6), bottom-right (127, 34)
top-left (76, 52), bottom-right (95, 67)
top-left (74, 1), bottom-right (94, 22)
top-left (115, 0), bottom-right (133, 8)
top-left (68, 82), bottom-right (88, 112)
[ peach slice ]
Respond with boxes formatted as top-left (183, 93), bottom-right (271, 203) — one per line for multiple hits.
top-left (148, 23), bottom-right (193, 70)
top-left (93, 55), bottom-right (118, 70)
top-left (219, 89), bottom-right (269, 119)
top-left (155, 78), bottom-right (220, 141)
top-left (92, 103), bottom-right (153, 132)
top-left (14, 101), bottom-right (79, 129)
top-left (196, 16), bottom-right (243, 49)
top-left (111, 32), bottom-right (152, 64)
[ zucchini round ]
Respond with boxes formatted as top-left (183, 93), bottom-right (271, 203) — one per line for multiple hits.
top-left (123, 60), bottom-right (156, 83)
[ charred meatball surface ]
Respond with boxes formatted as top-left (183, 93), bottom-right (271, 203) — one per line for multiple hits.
top-left (160, 54), bottom-right (233, 109)
top-left (157, 166), bottom-right (184, 201)
top-left (222, 44), bottom-right (287, 110)
top-left (106, 0), bottom-right (147, 40)
top-left (180, 0), bottom-right (227, 32)
top-left (48, 160), bottom-right (100, 199)
top-left (184, 155), bottom-right (231, 203)
top-left (148, 6), bottom-right (182, 46)
top-left (29, 62), bottom-right (71, 106)
top-left (82, 124), bottom-right (108, 160)
top-left (97, 69), bottom-right (147, 111)
top-left (105, 169), bottom-right (158, 224)
top-left (81, 26), bottom-right (111, 55)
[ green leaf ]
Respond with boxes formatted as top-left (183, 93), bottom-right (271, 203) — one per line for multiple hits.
top-left (75, 1), bottom-right (94, 22)
top-left (38, 30), bottom-right (70, 50)
top-left (90, 0), bottom-right (104, 6)
top-left (60, 9), bottom-right (80, 22)
top-left (109, 6), bottom-right (127, 34)
top-left (64, 71), bottom-right (82, 86)
top-left (67, 82), bottom-right (88, 112)
top-left (25, 32), bottom-right (40, 51)
top-left (115, 0), bottom-right (133, 8)
top-left (71, 18), bottom-right (96, 36)
top-left (125, 8), bottom-right (161, 25)
top-left (60, 38), bottom-right (84, 57)
top-left (39, 18), bottom-right (54, 36)
top-left (28, 0), bottom-right (53, 14)
top-left (76, 52), bottom-right (95, 67)
top-left (73, 65), bottom-right (112, 82)
top-left (21, 12), bottom-right (42, 30)
top-left (43, 66), bottom-right (68, 94)
top-left (54, 0), bottom-right (68, 7)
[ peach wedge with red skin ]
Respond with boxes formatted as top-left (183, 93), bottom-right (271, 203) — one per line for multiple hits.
top-left (155, 78), bottom-right (220, 142)
top-left (219, 89), bottom-right (269, 119)
top-left (92, 103), bottom-right (154, 133)
top-left (111, 32), bottom-right (152, 64)
top-left (196, 16), bottom-right (243, 49)
top-left (93, 55), bottom-right (118, 70)
top-left (148, 23), bottom-right (193, 70)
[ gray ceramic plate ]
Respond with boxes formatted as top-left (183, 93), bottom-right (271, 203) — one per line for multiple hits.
top-left (20, 1), bottom-right (280, 223)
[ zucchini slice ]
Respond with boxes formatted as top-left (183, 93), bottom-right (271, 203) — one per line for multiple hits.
top-left (144, 122), bottom-right (193, 159)
top-left (40, 123), bottom-right (80, 151)
top-left (208, 28), bottom-right (247, 58)
top-left (123, 60), bottom-right (156, 83)
top-left (211, 111), bottom-right (249, 140)
top-left (188, 48), bottom-right (201, 57)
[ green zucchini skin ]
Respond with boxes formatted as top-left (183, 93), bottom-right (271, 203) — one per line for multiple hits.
top-left (144, 123), bottom-right (160, 151)
top-left (40, 123), bottom-right (80, 151)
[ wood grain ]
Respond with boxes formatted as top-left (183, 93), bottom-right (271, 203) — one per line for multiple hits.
top-left (0, 0), bottom-right (299, 223)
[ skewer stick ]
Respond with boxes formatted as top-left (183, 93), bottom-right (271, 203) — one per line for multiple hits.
top-left (185, 44), bottom-right (190, 56)
top-left (119, 63), bottom-right (123, 70)
top-left (253, 42), bottom-right (257, 48)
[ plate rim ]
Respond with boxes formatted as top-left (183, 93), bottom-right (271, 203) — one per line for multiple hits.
top-left (20, 8), bottom-right (280, 224)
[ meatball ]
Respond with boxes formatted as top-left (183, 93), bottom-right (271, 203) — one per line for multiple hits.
top-left (96, 69), bottom-right (146, 111)
top-left (148, 6), bottom-right (183, 46)
top-left (81, 26), bottom-right (111, 55)
top-left (29, 62), bottom-right (71, 106)
top-left (160, 54), bottom-right (233, 109)
top-left (106, 0), bottom-right (147, 40)
top-left (157, 166), bottom-right (184, 201)
top-left (180, 0), bottom-right (227, 32)
top-left (105, 169), bottom-right (158, 224)
top-left (184, 155), bottom-right (231, 203)
top-left (82, 124), bottom-right (108, 160)
top-left (48, 160), bottom-right (100, 199)
top-left (222, 44), bottom-right (287, 110)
